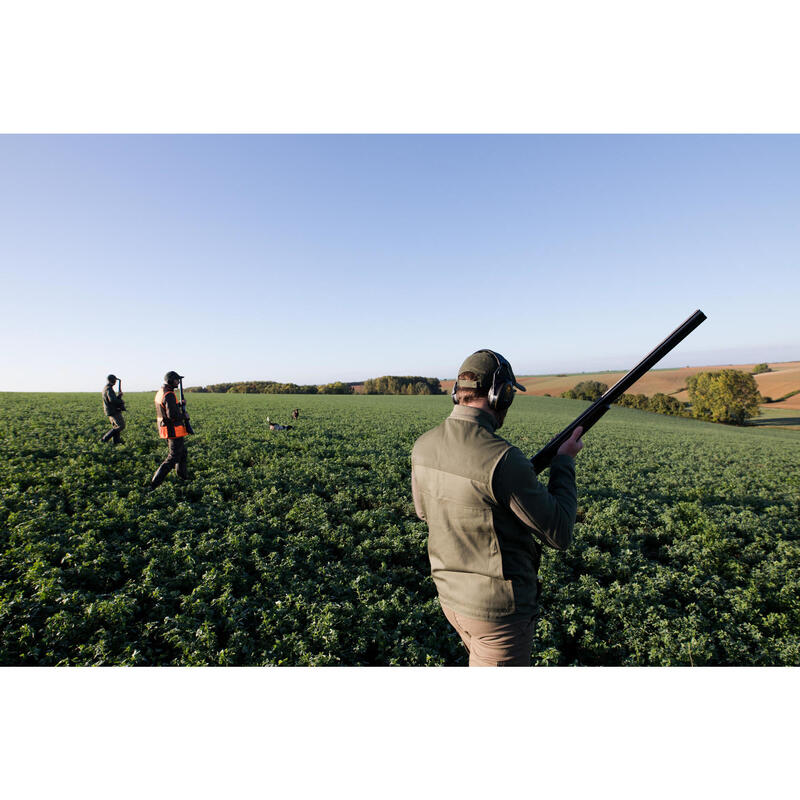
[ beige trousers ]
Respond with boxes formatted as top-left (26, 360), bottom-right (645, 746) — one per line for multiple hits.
top-left (441, 604), bottom-right (536, 667)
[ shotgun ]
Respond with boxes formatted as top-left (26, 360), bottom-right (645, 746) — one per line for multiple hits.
top-left (178, 377), bottom-right (195, 435)
top-left (531, 309), bottom-right (707, 473)
top-left (117, 378), bottom-right (126, 411)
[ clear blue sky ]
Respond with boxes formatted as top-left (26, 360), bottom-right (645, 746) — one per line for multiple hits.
top-left (1, 134), bottom-right (798, 391)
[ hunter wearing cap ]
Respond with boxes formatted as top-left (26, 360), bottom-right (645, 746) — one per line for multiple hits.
top-left (101, 374), bottom-right (126, 444)
top-left (150, 370), bottom-right (191, 489)
top-left (411, 350), bottom-right (584, 666)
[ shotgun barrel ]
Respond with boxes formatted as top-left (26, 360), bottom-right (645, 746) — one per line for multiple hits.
top-left (531, 309), bottom-right (707, 473)
top-left (117, 378), bottom-right (126, 411)
top-left (178, 377), bottom-right (195, 434)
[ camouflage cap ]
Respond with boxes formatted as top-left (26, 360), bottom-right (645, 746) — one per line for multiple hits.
top-left (457, 350), bottom-right (526, 391)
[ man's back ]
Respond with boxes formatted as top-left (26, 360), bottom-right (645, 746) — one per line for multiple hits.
top-left (102, 384), bottom-right (119, 415)
top-left (413, 405), bottom-right (547, 619)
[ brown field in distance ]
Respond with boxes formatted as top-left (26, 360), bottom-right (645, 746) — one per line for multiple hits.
top-left (439, 360), bottom-right (800, 410)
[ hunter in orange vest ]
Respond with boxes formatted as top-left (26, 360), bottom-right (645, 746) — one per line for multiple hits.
top-left (150, 370), bottom-right (190, 489)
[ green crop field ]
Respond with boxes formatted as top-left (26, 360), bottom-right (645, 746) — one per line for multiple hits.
top-left (1, 392), bottom-right (798, 666)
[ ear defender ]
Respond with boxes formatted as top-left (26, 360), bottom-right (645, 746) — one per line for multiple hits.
top-left (485, 350), bottom-right (516, 412)
top-left (489, 379), bottom-right (516, 411)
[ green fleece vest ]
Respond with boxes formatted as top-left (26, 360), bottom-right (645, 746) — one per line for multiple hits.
top-left (412, 406), bottom-right (527, 619)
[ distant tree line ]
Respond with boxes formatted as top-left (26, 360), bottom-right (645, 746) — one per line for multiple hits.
top-left (185, 380), bottom-right (358, 395)
top-left (560, 381), bottom-right (686, 417)
top-left (186, 381), bottom-right (320, 394)
top-left (187, 376), bottom-right (443, 395)
top-left (362, 376), bottom-right (443, 395)
top-left (561, 370), bottom-right (763, 425)
top-left (318, 382), bottom-right (354, 394)
top-left (615, 392), bottom-right (685, 416)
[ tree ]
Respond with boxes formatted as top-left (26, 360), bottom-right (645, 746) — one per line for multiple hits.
top-left (561, 380), bottom-right (608, 401)
top-left (616, 393), bottom-right (649, 410)
top-left (687, 369), bottom-right (762, 425)
top-left (318, 381), bottom-right (354, 395)
top-left (648, 393), bottom-right (685, 416)
top-left (752, 363), bottom-right (772, 374)
top-left (362, 376), bottom-right (442, 395)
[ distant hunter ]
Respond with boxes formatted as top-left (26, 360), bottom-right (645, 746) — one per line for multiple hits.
top-left (101, 374), bottom-right (126, 444)
top-left (150, 370), bottom-right (191, 489)
top-left (411, 350), bottom-right (584, 666)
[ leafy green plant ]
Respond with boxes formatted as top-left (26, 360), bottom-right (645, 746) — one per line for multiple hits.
top-left (1, 391), bottom-right (797, 666)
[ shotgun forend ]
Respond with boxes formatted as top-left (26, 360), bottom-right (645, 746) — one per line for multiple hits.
top-left (531, 309), bottom-right (707, 474)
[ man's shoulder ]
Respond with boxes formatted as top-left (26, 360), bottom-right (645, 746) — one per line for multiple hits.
top-left (412, 416), bottom-right (513, 465)
top-left (495, 443), bottom-right (534, 476)
top-left (478, 429), bottom-right (517, 463)
top-left (411, 421), bottom-right (446, 457)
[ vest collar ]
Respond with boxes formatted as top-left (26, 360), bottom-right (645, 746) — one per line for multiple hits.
top-left (449, 404), bottom-right (499, 433)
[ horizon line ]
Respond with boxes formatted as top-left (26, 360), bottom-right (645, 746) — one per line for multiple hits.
top-left (2, 358), bottom-right (796, 393)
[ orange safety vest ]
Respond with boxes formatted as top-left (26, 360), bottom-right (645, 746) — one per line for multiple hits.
top-left (155, 386), bottom-right (188, 439)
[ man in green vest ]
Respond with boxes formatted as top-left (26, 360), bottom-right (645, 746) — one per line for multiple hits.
top-left (100, 374), bottom-right (126, 444)
top-left (411, 349), bottom-right (584, 666)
